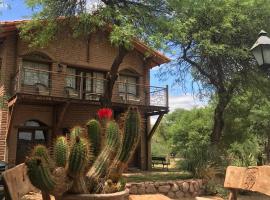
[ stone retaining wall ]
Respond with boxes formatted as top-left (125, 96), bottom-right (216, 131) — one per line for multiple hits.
top-left (126, 179), bottom-right (205, 199)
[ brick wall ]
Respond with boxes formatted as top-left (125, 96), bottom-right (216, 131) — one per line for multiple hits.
top-left (1, 30), bottom-right (150, 166)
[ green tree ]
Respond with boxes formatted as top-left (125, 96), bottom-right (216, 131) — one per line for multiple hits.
top-left (160, 0), bottom-right (270, 144)
top-left (20, 0), bottom-right (168, 106)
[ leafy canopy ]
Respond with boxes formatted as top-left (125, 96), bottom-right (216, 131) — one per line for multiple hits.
top-left (21, 0), bottom-right (169, 49)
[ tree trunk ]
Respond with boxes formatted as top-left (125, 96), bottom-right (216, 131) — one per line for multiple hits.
top-left (266, 134), bottom-right (270, 164)
top-left (100, 46), bottom-right (127, 107)
top-left (210, 92), bottom-right (230, 145)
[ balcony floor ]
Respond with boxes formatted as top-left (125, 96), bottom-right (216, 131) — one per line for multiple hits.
top-left (8, 93), bottom-right (169, 116)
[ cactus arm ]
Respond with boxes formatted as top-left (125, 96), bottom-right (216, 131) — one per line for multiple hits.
top-left (26, 157), bottom-right (56, 193)
top-left (54, 136), bottom-right (69, 167)
top-left (67, 136), bottom-right (90, 193)
top-left (87, 121), bottom-right (120, 193)
top-left (109, 107), bottom-right (141, 183)
top-left (87, 119), bottom-right (102, 158)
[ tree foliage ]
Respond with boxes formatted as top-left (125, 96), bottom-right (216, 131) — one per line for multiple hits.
top-left (159, 0), bottom-right (270, 144)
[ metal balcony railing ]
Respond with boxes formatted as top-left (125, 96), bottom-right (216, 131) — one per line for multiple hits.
top-left (10, 67), bottom-right (169, 108)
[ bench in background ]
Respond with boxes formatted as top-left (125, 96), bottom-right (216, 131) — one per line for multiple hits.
top-left (152, 156), bottom-right (170, 171)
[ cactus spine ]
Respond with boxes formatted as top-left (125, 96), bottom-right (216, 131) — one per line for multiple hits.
top-left (87, 119), bottom-right (101, 157)
top-left (70, 126), bottom-right (84, 142)
top-left (54, 136), bottom-right (68, 167)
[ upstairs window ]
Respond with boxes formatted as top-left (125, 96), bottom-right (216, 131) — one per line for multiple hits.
top-left (119, 75), bottom-right (138, 96)
top-left (66, 67), bottom-right (77, 89)
top-left (22, 53), bottom-right (51, 87)
top-left (23, 61), bottom-right (50, 87)
top-left (85, 72), bottom-right (105, 95)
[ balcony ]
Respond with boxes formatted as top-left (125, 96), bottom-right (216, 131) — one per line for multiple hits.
top-left (10, 67), bottom-right (169, 113)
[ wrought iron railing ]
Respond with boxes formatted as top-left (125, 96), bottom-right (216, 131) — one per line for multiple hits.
top-left (10, 67), bottom-right (168, 108)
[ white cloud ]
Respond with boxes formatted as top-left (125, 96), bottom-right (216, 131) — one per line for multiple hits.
top-left (0, 1), bottom-right (8, 10)
top-left (151, 94), bottom-right (207, 124)
top-left (86, 0), bottom-right (104, 13)
top-left (169, 94), bottom-right (205, 111)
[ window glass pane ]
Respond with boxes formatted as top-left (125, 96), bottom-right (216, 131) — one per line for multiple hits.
top-left (23, 61), bottom-right (49, 86)
top-left (85, 72), bottom-right (92, 92)
top-left (24, 120), bottom-right (40, 127)
top-left (35, 130), bottom-right (45, 140)
top-left (93, 72), bottom-right (104, 94)
top-left (119, 75), bottom-right (137, 95)
top-left (18, 132), bottom-right (32, 141)
top-left (127, 76), bottom-right (137, 95)
top-left (66, 68), bottom-right (76, 88)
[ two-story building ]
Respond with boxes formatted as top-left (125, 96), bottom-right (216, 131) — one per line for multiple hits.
top-left (0, 20), bottom-right (170, 170)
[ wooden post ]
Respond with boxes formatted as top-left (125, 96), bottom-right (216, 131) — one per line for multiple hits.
top-left (228, 189), bottom-right (238, 200)
top-left (41, 192), bottom-right (51, 200)
top-left (17, 63), bottom-right (22, 92)
top-left (79, 72), bottom-right (83, 99)
top-left (125, 80), bottom-right (128, 103)
top-left (165, 85), bottom-right (169, 107)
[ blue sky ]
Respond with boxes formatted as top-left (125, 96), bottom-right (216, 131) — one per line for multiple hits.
top-left (0, 0), bottom-right (206, 113)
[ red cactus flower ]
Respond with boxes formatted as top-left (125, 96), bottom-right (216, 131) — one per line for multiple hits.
top-left (97, 108), bottom-right (113, 121)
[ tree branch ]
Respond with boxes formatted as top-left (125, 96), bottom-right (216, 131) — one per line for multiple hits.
top-left (182, 44), bottom-right (220, 88)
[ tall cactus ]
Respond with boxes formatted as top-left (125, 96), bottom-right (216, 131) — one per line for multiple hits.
top-left (70, 126), bottom-right (84, 142)
top-left (26, 157), bottom-right (72, 197)
top-left (54, 136), bottom-right (68, 167)
top-left (25, 107), bottom-right (142, 197)
top-left (86, 121), bottom-right (120, 192)
top-left (87, 119), bottom-right (102, 157)
top-left (32, 144), bottom-right (52, 165)
top-left (68, 136), bottom-right (89, 177)
top-left (109, 107), bottom-right (141, 182)
top-left (26, 157), bottom-right (56, 193)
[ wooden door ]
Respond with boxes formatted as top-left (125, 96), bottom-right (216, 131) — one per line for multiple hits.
top-left (16, 128), bottom-right (47, 165)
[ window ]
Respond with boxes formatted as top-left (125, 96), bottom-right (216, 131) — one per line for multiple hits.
top-left (119, 75), bottom-right (138, 96)
top-left (66, 67), bottom-right (77, 89)
top-left (86, 72), bottom-right (105, 93)
top-left (23, 61), bottom-right (50, 86)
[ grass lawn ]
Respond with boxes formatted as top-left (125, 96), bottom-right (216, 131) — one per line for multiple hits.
top-left (123, 171), bottom-right (193, 182)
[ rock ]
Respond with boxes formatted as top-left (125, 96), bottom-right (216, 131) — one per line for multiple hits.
top-left (176, 181), bottom-right (183, 187)
top-left (197, 179), bottom-right (203, 188)
top-left (138, 186), bottom-right (146, 194)
top-left (171, 183), bottom-right (179, 192)
top-left (158, 185), bottom-right (171, 193)
top-left (189, 183), bottom-right (195, 193)
top-left (175, 191), bottom-right (184, 198)
top-left (182, 182), bottom-right (189, 192)
top-left (154, 182), bottom-right (160, 188)
top-left (146, 184), bottom-right (156, 194)
top-left (167, 191), bottom-right (175, 198)
top-left (130, 186), bottom-right (138, 194)
top-left (185, 192), bottom-right (192, 198)
top-left (193, 181), bottom-right (199, 191)
top-left (192, 192), bottom-right (198, 197)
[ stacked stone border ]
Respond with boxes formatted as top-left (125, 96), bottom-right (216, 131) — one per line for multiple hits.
top-left (126, 179), bottom-right (205, 199)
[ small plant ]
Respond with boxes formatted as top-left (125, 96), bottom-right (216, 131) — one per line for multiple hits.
top-left (25, 107), bottom-right (141, 199)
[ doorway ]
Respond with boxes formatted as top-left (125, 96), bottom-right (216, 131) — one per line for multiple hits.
top-left (16, 120), bottom-right (48, 164)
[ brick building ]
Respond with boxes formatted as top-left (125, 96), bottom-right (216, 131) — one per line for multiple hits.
top-left (0, 20), bottom-right (170, 170)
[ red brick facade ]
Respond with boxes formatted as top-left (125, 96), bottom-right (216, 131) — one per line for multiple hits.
top-left (0, 25), bottom-right (169, 169)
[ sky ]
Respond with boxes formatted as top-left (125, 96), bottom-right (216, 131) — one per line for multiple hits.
top-left (0, 0), bottom-right (207, 116)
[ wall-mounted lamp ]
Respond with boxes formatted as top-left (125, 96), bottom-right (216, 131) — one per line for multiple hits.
top-left (57, 63), bottom-right (64, 72)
